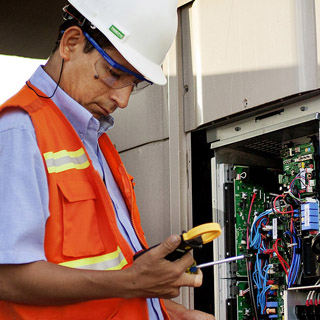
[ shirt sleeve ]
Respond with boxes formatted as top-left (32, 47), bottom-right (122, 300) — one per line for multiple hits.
top-left (0, 107), bottom-right (49, 264)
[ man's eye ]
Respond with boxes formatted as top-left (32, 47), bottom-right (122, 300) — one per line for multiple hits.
top-left (109, 69), bottom-right (121, 80)
top-left (134, 79), bottom-right (142, 85)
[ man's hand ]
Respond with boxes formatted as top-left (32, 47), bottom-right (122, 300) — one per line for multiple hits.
top-left (125, 235), bottom-right (203, 299)
top-left (164, 299), bottom-right (215, 320)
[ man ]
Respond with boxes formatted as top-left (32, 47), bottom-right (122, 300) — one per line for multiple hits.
top-left (0, 1), bottom-right (215, 319)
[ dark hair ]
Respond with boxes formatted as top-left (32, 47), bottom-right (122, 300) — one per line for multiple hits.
top-left (51, 5), bottom-right (113, 55)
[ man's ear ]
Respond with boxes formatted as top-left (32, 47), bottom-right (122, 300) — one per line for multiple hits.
top-left (59, 26), bottom-right (86, 61)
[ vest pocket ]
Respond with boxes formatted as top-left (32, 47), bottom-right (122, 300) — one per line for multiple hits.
top-left (58, 180), bottom-right (105, 258)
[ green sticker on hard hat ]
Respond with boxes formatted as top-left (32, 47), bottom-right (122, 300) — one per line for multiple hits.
top-left (109, 25), bottom-right (125, 40)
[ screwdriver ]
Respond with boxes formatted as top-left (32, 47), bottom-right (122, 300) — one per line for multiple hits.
top-left (189, 254), bottom-right (253, 273)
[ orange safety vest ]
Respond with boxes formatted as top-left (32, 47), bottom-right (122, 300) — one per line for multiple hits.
top-left (0, 84), bottom-right (169, 320)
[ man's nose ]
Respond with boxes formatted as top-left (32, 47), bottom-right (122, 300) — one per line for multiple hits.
top-left (110, 86), bottom-right (132, 109)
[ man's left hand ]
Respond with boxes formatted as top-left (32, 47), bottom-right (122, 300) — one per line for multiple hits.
top-left (164, 299), bottom-right (215, 320)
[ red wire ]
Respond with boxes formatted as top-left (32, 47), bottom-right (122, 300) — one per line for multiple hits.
top-left (274, 240), bottom-right (289, 269)
top-left (247, 192), bottom-right (257, 250)
top-left (273, 195), bottom-right (294, 214)
top-left (272, 239), bottom-right (289, 276)
top-left (290, 210), bottom-right (294, 234)
top-left (289, 176), bottom-right (299, 190)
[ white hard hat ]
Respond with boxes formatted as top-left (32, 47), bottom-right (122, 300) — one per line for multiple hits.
top-left (67, 0), bottom-right (178, 85)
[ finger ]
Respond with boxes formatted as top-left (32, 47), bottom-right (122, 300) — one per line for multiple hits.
top-left (151, 235), bottom-right (182, 259)
top-left (194, 269), bottom-right (203, 287)
top-left (174, 268), bottom-right (203, 288)
top-left (174, 250), bottom-right (195, 268)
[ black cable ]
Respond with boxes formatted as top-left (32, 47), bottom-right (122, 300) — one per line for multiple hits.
top-left (246, 258), bottom-right (259, 320)
top-left (280, 233), bottom-right (291, 260)
top-left (241, 199), bottom-right (252, 229)
top-left (26, 59), bottom-right (64, 99)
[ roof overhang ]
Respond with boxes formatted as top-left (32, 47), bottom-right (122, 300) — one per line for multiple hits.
top-left (1, 1), bottom-right (192, 59)
top-left (0, 0), bottom-right (66, 59)
top-left (178, 0), bottom-right (194, 7)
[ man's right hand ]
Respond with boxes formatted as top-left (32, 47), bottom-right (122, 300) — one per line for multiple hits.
top-left (125, 235), bottom-right (203, 299)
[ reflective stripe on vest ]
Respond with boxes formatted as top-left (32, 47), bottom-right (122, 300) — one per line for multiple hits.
top-left (59, 246), bottom-right (128, 270)
top-left (44, 148), bottom-right (90, 173)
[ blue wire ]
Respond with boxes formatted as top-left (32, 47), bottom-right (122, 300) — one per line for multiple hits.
top-left (253, 247), bottom-right (272, 315)
top-left (250, 218), bottom-right (267, 249)
top-left (260, 264), bottom-right (272, 313)
top-left (253, 251), bottom-right (262, 311)
top-left (250, 209), bottom-right (273, 314)
top-left (290, 234), bottom-right (301, 286)
top-left (292, 237), bottom-right (301, 284)
top-left (285, 229), bottom-right (301, 288)
top-left (250, 209), bottom-right (272, 249)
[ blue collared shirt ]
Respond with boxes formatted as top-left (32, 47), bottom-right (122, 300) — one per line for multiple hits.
top-left (0, 66), bottom-right (162, 320)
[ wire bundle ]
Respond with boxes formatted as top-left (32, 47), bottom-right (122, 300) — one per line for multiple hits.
top-left (285, 230), bottom-right (301, 288)
top-left (252, 249), bottom-right (272, 315)
top-left (288, 171), bottom-right (309, 203)
top-left (250, 209), bottom-right (272, 250)
top-left (248, 194), bottom-right (302, 316)
top-left (272, 239), bottom-right (289, 277)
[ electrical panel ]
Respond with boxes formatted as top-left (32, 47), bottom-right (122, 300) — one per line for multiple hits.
top-left (227, 138), bottom-right (320, 319)
top-left (209, 105), bottom-right (320, 320)
top-left (233, 165), bottom-right (287, 319)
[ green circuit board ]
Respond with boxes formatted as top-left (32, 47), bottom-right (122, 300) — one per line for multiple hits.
top-left (234, 166), bottom-right (287, 319)
top-left (279, 141), bottom-right (318, 197)
top-left (233, 166), bottom-right (269, 276)
top-left (231, 138), bottom-right (319, 320)
top-left (237, 280), bottom-right (284, 320)
top-left (237, 281), bottom-right (252, 320)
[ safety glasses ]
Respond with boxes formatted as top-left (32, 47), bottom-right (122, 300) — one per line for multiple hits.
top-left (83, 32), bottom-right (153, 93)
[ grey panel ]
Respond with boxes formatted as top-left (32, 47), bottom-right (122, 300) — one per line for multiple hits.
top-left (316, 0), bottom-right (320, 87)
top-left (119, 141), bottom-right (170, 246)
top-left (181, 0), bottom-right (319, 131)
top-left (207, 96), bottom-right (320, 148)
top-left (185, 67), bottom-right (300, 131)
top-left (108, 84), bottom-right (169, 152)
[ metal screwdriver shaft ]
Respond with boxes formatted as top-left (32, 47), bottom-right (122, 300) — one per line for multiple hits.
top-left (190, 254), bottom-right (252, 273)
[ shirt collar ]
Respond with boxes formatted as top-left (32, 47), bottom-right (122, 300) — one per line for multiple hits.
top-left (29, 66), bottom-right (114, 138)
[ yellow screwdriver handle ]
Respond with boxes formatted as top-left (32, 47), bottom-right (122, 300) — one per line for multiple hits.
top-left (182, 222), bottom-right (221, 244)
